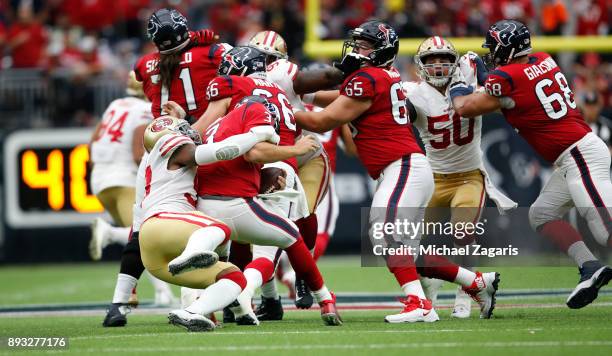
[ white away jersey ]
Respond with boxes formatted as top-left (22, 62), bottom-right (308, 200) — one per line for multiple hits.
top-left (140, 134), bottom-right (197, 222)
top-left (131, 152), bottom-right (148, 232)
top-left (266, 58), bottom-right (302, 110)
top-left (403, 54), bottom-right (483, 174)
top-left (90, 97), bottom-right (153, 194)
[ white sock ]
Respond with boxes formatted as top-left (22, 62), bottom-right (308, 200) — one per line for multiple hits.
top-left (568, 241), bottom-right (598, 268)
top-left (261, 279), bottom-right (279, 299)
top-left (243, 268), bottom-right (263, 297)
top-left (185, 279), bottom-right (242, 315)
top-left (112, 273), bottom-right (138, 304)
top-left (107, 226), bottom-right (131, 246)
top-left (401, 280), bottom-right (426, 299)
top-left (454, 267), bottom-right (478, 287)
top-left (183, 226), bottom-right (226, 255)
top-left (312, 286), bottom-right (332, 303)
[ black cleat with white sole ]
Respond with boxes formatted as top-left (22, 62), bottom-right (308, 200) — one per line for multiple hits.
top-left (294, 278), bottom-right (313, 309)
top-left (567, 261), bottom-right (612, 309)
top-left (255, 296), bottom-right (284, 321)
top-left (102, 303), bottom-right (130, 327)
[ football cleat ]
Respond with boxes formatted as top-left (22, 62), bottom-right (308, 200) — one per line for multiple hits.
top-left (462, 271), bottom-right (500, 319)
top-left (294, 278), bottom-right (313, 309)
top-left (255, 295), bottom-right (284, 321)
top-left (319, 292), bottom-right (342, 326)
top-left (168, 309), bottom-right (216, 332)
top-left (567, 261), bottom-right (612, 309)
top-left (89, 218), bottom-right (110, 261)
top-left (451, 287), bottom-right (472, 319)
top-left (235, 312), bottom-right (260, 326)
top-left (384, 295), bottom-right (439, 323)
top-left (102, 303), bottom-right (130, 327)
top-left (223, 306), bottom-right (235, 323)
top-left (168, 250), bottom-right (219, 276)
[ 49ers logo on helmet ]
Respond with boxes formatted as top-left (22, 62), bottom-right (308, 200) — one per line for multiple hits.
top-left (150, 117), bottom-right (173, 132)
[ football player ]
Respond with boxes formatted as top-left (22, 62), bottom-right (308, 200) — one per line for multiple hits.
top-left (134, 8), bottom-right (228, 120)
top-left (138, 98), bottom-right (281, 331)
top-left (90, 71), bottom-right (177, 308)
top-left (249, 31), bottom-right (346, 311)
top-left (450, 20), bottom-right (612, 309)
top-left (404, 37), bottom-right (517, 318)
top-left (195, 90), bottom-right (342, 325)
top-left (295, 20), bottom-right (499, 322)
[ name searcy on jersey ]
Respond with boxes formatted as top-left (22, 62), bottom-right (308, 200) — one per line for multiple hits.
top-left (145, 53), bottom-right (194, 73)
top-left (523, 56), bottom-right (558, 81)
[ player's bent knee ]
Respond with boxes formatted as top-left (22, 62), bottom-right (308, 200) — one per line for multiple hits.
top-left (528, 205), bottom-right (551, 231)
top-left (217, 267), bottom-right (247, 290)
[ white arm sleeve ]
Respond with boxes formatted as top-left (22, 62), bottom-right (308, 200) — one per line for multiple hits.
top-left (194, 127), bottom-right (279, 165)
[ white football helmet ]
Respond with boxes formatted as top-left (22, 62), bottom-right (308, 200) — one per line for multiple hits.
top-left (415, 36), bottom-right (459, 87)
top-left (249, 30), bottom-right (288, 60)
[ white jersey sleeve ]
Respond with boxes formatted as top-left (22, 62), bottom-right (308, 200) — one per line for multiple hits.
top-left (139, 134), bottom-right (198, 222)
top-left (458, 54), bottom-right (478, 88)
top-left (266, 59), bottom-right (303, 110)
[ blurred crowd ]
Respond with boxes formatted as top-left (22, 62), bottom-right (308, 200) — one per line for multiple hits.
top-left (0, 0), bottom-right (609, 130)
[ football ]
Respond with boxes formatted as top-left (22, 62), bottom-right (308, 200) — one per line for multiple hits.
top-left (259, 167), bottom-right (287, 194)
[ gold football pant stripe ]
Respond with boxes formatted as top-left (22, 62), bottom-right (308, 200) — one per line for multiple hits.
top-left (298, 154), bottom-right (329, 213)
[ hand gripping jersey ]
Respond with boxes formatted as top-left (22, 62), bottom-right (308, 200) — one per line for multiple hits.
top-left (90, 97), bottom-right (153, 194)
top-left (140, 134), bottom-right (198, 222)
top-left (404, 54), bottom-right (483, 174)
top-left (206, 74), bottom-right (300, 171)
top-left (484, 52), bottom-right (591, 163)
top-left (197, 101), bottom-right (277, 197)
top-left (134, 43), bottom-right (228, 119)
top-left (340, 66), bottom-right (422, 179)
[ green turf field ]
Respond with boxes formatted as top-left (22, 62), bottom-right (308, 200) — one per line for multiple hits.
top-left (1, 256), bottom-right (611, 355)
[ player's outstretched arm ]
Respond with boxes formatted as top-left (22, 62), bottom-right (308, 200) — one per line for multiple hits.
top-left (452, 92), bottom-right (501, 118)
top-left (303, 90), bottom-right (340, 108)
top-left (295, 95), bottom-right (371, 133)
top-left (170, 127), bottom-right (280, 168)
top-left (339, 124), bottom-right (358, 157)
top-left (244, 135), bottom-right (319, 164)
top-left (293, 68), bottom-right (344, 95)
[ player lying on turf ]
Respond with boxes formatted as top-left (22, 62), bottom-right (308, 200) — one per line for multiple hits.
top-left (403, 36), bottom-right (517, 318)
top-left (449, 19), bottom-right (612, 309)
top-left (138, 100), bottom-right (281, 331)
top-left (295, 20), bottom-right (500, 322)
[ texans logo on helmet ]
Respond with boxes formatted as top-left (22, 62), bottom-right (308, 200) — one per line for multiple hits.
top-left (151, 117), bottom-right (174, 132)
top-left (170, 11), bottom-right (187, 30)
top-left (147, 20), bottom-right (161, 39)
top-left (377, 24), bottom-right (396, 47)
top-left (490, 22), bottom-right (518, 47)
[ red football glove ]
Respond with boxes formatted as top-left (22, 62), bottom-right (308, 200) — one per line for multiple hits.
top-left (190, 29), bottom-right (218, 46)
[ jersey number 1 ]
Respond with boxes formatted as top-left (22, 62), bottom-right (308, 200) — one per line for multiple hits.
top-left (153, 68), bottom-right (197, 112)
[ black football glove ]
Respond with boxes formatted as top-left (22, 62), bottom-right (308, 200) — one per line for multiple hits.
top-left (333, 53), bottom-right (367, 78)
